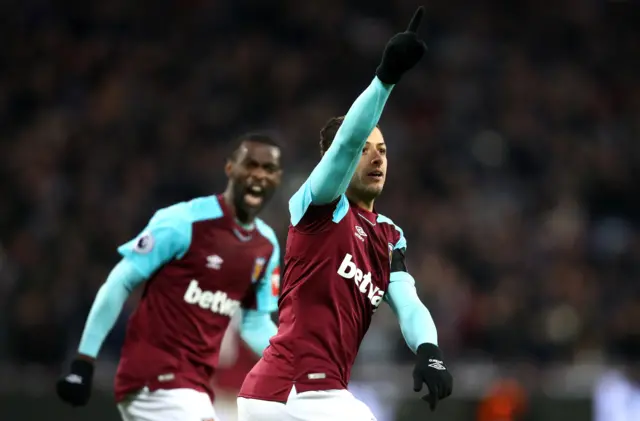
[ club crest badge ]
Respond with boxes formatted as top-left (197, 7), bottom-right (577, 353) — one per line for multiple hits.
top-left (133, 232), bottom-right (154, 254)
top-left (252, 257), bottom-right (266, 283)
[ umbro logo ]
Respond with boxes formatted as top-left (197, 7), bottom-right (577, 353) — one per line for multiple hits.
top-left (428, 359), bottom-right (446, 370)
top-left (354, 225), bottom-right (367, 242)
top-left (206, 255), bottom-right (223, 270)
top-left (65, 374), bottom-right (83, 384)
top-left (133, 232), bottom-right (154, 254)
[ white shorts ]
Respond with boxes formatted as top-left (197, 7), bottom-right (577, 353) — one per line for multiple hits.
top-left (117, 387), bottom-right (219, 421)
top-left (237, 386), bottom-right (376, 421)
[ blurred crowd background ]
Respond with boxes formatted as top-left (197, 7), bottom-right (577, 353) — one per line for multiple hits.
top-left (1, 0), bottom-right (640, 420)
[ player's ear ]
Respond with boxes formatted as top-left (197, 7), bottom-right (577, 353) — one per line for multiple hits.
top-left (224, 159), bottom-right (233, 177)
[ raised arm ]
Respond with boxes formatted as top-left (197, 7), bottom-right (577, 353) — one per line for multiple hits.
top-left (290, 7), bottom-right (428, 225)
top-left (306, 78), bottom-right (393, 205)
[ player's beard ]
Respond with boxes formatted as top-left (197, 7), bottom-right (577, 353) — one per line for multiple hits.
top-left (233, 182), bottom-right (260, 222)
top-left (348, 175), bottom-right (384, 205)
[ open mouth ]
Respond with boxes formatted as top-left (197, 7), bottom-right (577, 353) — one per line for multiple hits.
top-left (367, 170), bottom-right (384, 181)
top-left (244, 185), bottom-right (265, 207)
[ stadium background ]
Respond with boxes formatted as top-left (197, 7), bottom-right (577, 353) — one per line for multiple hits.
top-left (1, 0), bottom-right (639, 420)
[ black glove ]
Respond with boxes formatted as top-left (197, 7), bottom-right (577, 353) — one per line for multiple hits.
top-left (413, 343), bottom-right (453, 411)
top-left (56, 358), bottom-right (94, 407)
top-left (376, 6), bottom-right (428, 84)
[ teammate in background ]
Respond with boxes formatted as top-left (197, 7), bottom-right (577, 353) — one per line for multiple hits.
top-left (237, 7), bottom-right (453, 421)
top-left (57, 133), bottom-right (284, 421)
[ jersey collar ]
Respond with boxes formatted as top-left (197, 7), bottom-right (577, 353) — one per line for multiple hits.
top-left (349, 199), bottom-right (378, 226)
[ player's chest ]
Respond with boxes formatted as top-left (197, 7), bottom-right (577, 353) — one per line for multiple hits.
top-left (178, 227), bottom-right (271, 293)
top-left (338, 214), bottom-right (393, 285)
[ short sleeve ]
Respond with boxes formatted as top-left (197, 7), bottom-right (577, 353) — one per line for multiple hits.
top-left (289, 181), bottom-right (350, 227)
top-left (376, 214), bottom-right (406, 251)
top-left (117, 205), bottom-right (192, 279)
top-left (392, 225), bottom-right (407, 251)
top-left (289, 181), bottom-right (314, 226)
top-left (376, 214), bottom-right (408, 274)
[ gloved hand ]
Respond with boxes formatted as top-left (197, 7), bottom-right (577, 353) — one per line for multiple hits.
top-left (376, 6), bottom-right (428, 84)
top-left (412, 343), bottom-right (453, 411)
top-left (56, 357), bottom-right (94, 407)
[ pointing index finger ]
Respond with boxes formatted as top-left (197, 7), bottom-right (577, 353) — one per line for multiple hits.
top-left (407, 6), bottom-right (425, 33)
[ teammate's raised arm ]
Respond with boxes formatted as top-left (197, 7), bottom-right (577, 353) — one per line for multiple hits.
top-left (291, 7), bottom-right (427, 212)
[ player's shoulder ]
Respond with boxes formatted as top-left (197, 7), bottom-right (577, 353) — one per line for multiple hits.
top-left (254, 218), bottom-right (279, 248)
top-left (289, 178), bottom-right (350, 226)
top-left (376, 213), bottom-right (404, 233)
top-left (151, 195), bottom-right (224, 227)
top-left (376, 212), bottom-right (407, 250)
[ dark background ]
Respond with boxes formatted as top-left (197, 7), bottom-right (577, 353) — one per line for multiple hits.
top-left (1, 1), bottom-right (639, 420)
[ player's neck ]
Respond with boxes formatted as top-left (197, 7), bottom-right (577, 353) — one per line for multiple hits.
top-left (221, 190), bottom-right (255, 229)
top-left (347, 193), bottom-right (375, 212)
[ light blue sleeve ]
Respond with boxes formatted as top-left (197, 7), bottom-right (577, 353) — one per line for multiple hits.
top-left (239, 309), bottom-right (278, 356)
top-left (385, 271), bottom-right (438, 352)
top-left (117, 205), bottom-right (192, 279)
top-left (394, 228), bottom-right (406, 251)
top-left (289, 77), bottom-right (393, 226)
top-left (78, 259), bottom-right (146, 358)
top-left (238, 221), bottom-right (280, 356)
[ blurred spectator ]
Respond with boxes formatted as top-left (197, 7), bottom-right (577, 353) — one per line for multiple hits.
top-left (477, 379), bottom-right (527, 421)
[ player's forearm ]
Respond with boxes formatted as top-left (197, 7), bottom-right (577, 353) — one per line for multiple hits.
top-left (308, 77), bottom-right (393, 204)
top-left (387, 272), bottom-right (438, 353)
top-left (78, 259), bottom-right (145, 358)
top-left (397, 298), bottom-right (438, 353)
top-left (239, 309), bottom-right (277, 356)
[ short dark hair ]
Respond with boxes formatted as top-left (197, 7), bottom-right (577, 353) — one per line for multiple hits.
top-left (229, 132), bottom-right (281, 161)
top-left (319, 116), bottom-right (381, 155)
